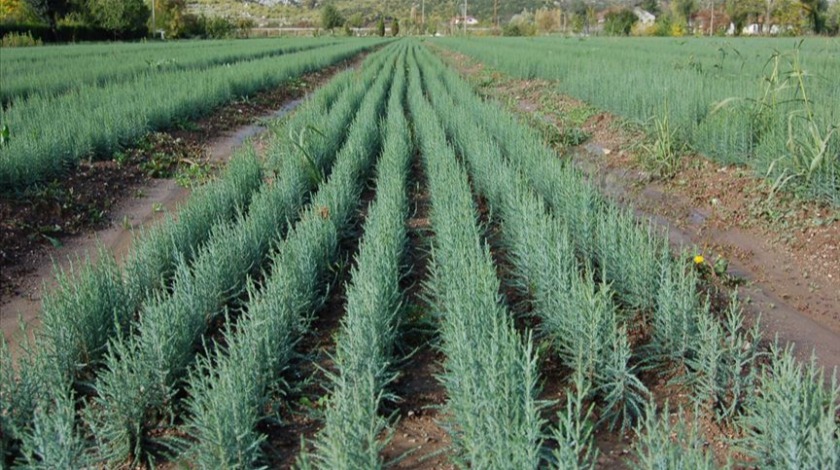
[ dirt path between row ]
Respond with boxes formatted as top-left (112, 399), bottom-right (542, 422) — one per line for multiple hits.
top-left (435, 49), bottom-right (840, 376)
top-left (0, 57), bottom-right (364, 358)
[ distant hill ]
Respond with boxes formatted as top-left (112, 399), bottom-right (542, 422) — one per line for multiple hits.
top-left (187, 0), bottom-right (565, 27)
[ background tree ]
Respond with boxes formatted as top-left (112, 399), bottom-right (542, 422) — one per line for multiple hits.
top-left (392, 17), bottom-right (399, 35)
top-left (151, 0), bottom-right (191, 37)
top-left (826, 0), bottom-right (840, 34)
top-left (604, 8), bottom-right (637, 35)
top-left (726, 0), bottom-right (762, 34)
top-left (672, 0), bottom-right (699, 23)
top-left (774, 0), bottom-right (806, 33)
top-left (506, 8), bottom-right (536, 35)
top-left (86, 0), bottom-right (149, 37)
top-left (23, 0), bottom-right (76, 35)
top-left (346, 11), bottom-right (364, 27)
top-left (799, 0), bottom-right (828, 33)
top-left (570, 0), bottom-right (589, 33)
top-left (0, 0), bottom-right (40, 22)
top-left (376, 16), bottom-right (385, 35)
top-left (320, 3), bottom-right (344, 31)
top-left (535, 7), bottom-right (560, 33)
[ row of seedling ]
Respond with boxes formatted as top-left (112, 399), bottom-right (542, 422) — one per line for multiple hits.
top-left (0, 43), bottom-right (399, 468)
top-left (300, 45), bottom-right (412, 470)
top-left (0, 39), bottom-right (387, 191)
top-left (416, 45), bottom-right (644, 466)
top-left (182, 45), bottom-right (398, 469)
top-left (2, 38), bottom-right (342, 105)
top-left (421, 43), bottom-right (838, 468)
top-left (406, 46), bottom-right (544, 468)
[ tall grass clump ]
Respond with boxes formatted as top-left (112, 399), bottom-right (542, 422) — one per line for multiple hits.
top-left (183, 47), bottom-right (398, 469)
top-left (302, 46), bottom-right (410, 470)
top-left (407, 48), bottom-right (544, 468)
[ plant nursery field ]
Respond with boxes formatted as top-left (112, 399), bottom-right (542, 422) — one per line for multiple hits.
top-left (1, 38), bottom-right (838, 469)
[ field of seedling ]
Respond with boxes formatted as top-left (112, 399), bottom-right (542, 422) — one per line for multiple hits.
top-left (440, 37), bottom-right (840, 205)
top-left (1, 38), bottom-right (838, 469)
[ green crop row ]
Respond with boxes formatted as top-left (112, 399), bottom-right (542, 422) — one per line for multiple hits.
top-left (85, 48), bottom-right (394, 467)
top-left (407, 45), bottom-right (544, 468)
top-left (183, 44), bottom-right (397, 469)
top-left (301, 44), bottom-right (411, 470)
top-left (0, 38), bottom-right (387, 192)
top-left (416, 43), bottom-right (648, 447)
top-left (1, 151), bottom-right (263, 465)
top-left (438, 37), bottom-right (840, 205)
top-left (1, 38), bottom-right (342, 105)
top-left (422, 41), bottom-right (838, 468)
top-left (0, 44), bottom-right (394, 468)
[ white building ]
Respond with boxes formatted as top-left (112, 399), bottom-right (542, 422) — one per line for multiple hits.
top-left (633, 8), bottom-right (656, 25)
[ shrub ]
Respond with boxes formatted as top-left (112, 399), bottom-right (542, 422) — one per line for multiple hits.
top-left (0, 30), bottom-right (42, 46)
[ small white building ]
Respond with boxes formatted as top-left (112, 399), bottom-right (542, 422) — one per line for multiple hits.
top-left (633, 8), bottom-right (656, 25)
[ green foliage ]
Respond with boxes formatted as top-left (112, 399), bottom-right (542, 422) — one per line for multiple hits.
top-left (38, 249), bottom-right (129, 383)
top-left (408, 48), bottom-right (544, 468)
top-left (632, 402), bottom-right (720, 469)
top-left (22, 0), bottom-right (74, 29)
top-left (641, 102), bottom-right (687, 178)
top-left (320, 4), bottom-right (343, 31)
top-left (392, 18), bottom-right (399, 36)
top-left (736, 344), bottom-right (839, 468)
top-left (603, 9), bottom-right (637, 36)
top-left (438, 37), bottom-right (840, 205)
top-left (1, 38), bottom-right (339, 104)
top-left (16, 389), bottom-right (90, 469)
top-left (502, 21), bottom-right (535, 36)
top-left (0, 30), bottom-right (43, 46)
top-left (184, 46), bottom-right (397, 468)
top-left (651, 260), bottom-right (702, 363)
top-left (83, 59), bottom-right (393, 461)
top-left (376, 17), bottom-right (384, 36)
top-left (203, 15), bottom-right (236, 38)
top-left (0, 39), bottom-right (385, 191)
top-left (683, 295), bottom-right (763, 420)
top-left (85, 0), bottom-right (149, 36)
top-left (304, 46), bottom-right (410, 469)
top-left (551, 369), bottom-right (598, 469)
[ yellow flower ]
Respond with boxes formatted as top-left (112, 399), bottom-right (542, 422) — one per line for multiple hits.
top-left (693, 255), bottom-right (705, 265)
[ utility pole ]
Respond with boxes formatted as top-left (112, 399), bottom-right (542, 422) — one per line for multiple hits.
top-left (710, 2), bottom-right (715, 36)
top-left (494, 0), bottom-right (498, 28)
top-left (463, 0), bottom-right (467, 35)
top-left (422, 0), bottom-right (425, 34)
top-left (151, 0), bottom-right (156, 37)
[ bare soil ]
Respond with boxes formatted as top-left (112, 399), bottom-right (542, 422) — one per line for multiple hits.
top-left (381, 148), bottom-right (453, 469)
top-left (0, 56), bottom-right (364, 357)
